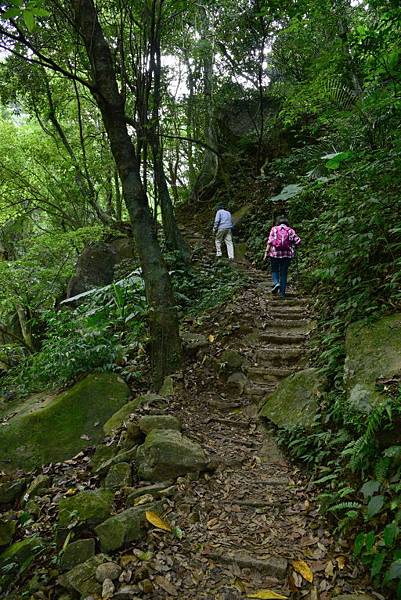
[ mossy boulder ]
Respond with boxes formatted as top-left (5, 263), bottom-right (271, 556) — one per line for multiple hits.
top-left (0, 517), bottom-right (16, 546)
top-left (58, 489), bottom-right (114, 528)
top-left (25, 474), bottom-right (50, 500)
top-left (0, 373), bottom-right (129, 472)
top-left (259, 368), bottom-right (326, 429)
top-left (58, 553), bottom-right (107, 597)
top-left (0, 479), bottom-right (26, 505)
top-left (90, 444), bottom-right (117, 471)
top-left (344, 314), bottom-right (401, 412)
top-left (136, 430), bottom-right (208, 481)
top-left (104, 462), bottom-right (132, 491)
top-left (0, 536), bottom-right (43, 567)
top-left (220, 349), bottom-right (244, 374)
top-left (60, 538), bottom-right (95, 571)
top-left (138, 415), bottom-right (181, 434)
top-left (103, 393), bottom-right (163, 435)
top-left (95, 503), bottom-right (160, 552)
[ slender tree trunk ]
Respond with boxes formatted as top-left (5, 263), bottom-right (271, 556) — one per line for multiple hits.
top-left (149, 2), bottom-right (189, 259)
top-left (71, 0), bottom-right (182, 387)
top-left (16, 306), bottom-right (34, 352)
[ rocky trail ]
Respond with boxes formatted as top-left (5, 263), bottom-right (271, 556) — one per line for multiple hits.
top-left (0, 233), bottom-right (378, 600)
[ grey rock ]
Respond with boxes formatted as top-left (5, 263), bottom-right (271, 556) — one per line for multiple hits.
top-left (95, 446), bottom-right (138, 476)
top-left (60, 538), bottom-right (95, 571)
top-left (136, 429), bottom-right (207, 482)
top-left (0, 516), bottom-right (16, 546)
top-left (138, 414), bottom-right (181, 434)
top-left (95, 561), bottom-right (122, 583)
top-left (126, 482), bottom-right (174, 505)
top-left (58, 554), bottom-right (108, 597)
top-left (0, 479), bottom-right (26, 505)
top-left (95, 502), bottom-right (160, 553)
top-left (181, 331), bottom-right (208, 353)
top-left (102, 578), bottom-right (114, 599)
top-left (25, 474), bottom-right (50, 500)
top-left (226, 372), bottom-right (248, 395)
top-left (104, 462), bottom-right (131, 491)
top-left (58, 489), bottom-right (114, 528)
top-left (220, 349), bottom-right (244, 373)
top-left (159, 375), bottom-right (174, 396)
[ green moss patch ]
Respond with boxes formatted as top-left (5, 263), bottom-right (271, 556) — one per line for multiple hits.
top-left (0, 373), bottom-right (129, 472)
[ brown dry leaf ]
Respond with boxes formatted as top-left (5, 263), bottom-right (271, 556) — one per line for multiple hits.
top-left (134, 493), bottom-right (154, 506)
top-left (324, 560), bottom-right (334, 578)
top-left (155, 575), bottom-right (178, 596)
top-left (336, 555), bottom-right (346, 570)
top-left (293, 559), bottom-right (314, 583)
top-left (246, 590), bottom-right (287, 599)
top-left (145, 510), bottom-right (172, 532)
top-left (64, 488), bottom-right (78, 496)
top-left (208, 334), bottom-right (215, 343)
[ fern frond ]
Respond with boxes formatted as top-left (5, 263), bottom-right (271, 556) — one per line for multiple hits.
top-left (328, 501), bottom-right (361, 513)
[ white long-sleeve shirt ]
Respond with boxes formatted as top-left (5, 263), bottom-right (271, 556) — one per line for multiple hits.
top-left (214, 209), bottom-right (233, 231)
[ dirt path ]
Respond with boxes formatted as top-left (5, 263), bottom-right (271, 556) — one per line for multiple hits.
top-left (130, 243), bottom-right (374, 599)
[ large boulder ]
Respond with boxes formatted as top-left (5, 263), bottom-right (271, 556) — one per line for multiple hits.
top-left (344, 313), bottom-right (401, 412)
top-left (0, 373), bottom-right (129, 472)
top-left (259, 368), bottom-right (326, 429)
top-left (58, 553), bottom-right (108, 597)
top-left (66, 238), bottom-right (134, 299)
top-left (136, 429), bottom-right (208, 481)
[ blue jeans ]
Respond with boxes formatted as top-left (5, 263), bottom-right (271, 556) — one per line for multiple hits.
top-left (270, 257), bottom-right (291, 298)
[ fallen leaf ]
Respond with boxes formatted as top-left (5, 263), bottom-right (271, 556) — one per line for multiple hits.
top-left (246, 590), bottom-right (287, 599)
top-left (336, 555), bottom-right (346, 570)
top-left (64, 488), bottom-right (78, 496)
top-left (293, 559), bottom-right (314, 583)
top-left (208, 334), bottom-right (215, 342)
top-left (80, 434), bottom-right (90, 440)
top-left (145, 510), bottom-right (172, 532)
top-left (324, 560), bottom-right (334, 578)
top-left (134, 494), bottom-right (154, 506)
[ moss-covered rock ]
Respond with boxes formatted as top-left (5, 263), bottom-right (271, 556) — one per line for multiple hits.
top-left (0, 479), bottom-right (26, 505)
top-left (136, 430), bottom-right (208, 481)
top-left (58, 553), bottom-right (107, 597)
top-left (220, 349), bottom-right (244, 373)
top-left (60, 538), bottom-right (95, 571)
top-left (138, 415), bottom-right (181, 434)
top-left (344, 314), bottom-right (401, 412)
top-left (0, 536), bottom-right (43, 567)
top-left (25, 474), bottom-right (50, 500)
top-left (104, 462), bottom-right (132, 491)
top-left (95, 503), bottom-right (160, 552)
top-left (103, 393), bottom-right (163, 435)
top-left (58, 489), bottom-right (113, 528)
top-left (94, 446), bottom-right (137, 475)
top-left (0, 517), bottom-right (16, 546)
top-left (0, 373), bottom-right (129, 472)
top-left (90, 444), bottom-right (117, 471)
top-left (159, 375), bottom-right (174, 396)
top-left (259, 368), bottom-right (326, 428)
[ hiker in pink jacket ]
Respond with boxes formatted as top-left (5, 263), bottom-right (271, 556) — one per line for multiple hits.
top-left (263, 216), bottom-right (301, 299)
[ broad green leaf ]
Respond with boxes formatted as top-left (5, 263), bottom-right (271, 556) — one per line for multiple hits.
top-left (354, 532), bottom-right (365, 556)
top-left (367, 495), bottom-right (385, 518)
top-left (384, 522), bottom-right (399, 546)
top-left (371, 552), bottom-right (385, 578)
top-left (386, 559), bottom-right (401, 582)
top-left (360, 480), bottom-right (380, 499)
top-left (23, 9), bottom-right (35, 31)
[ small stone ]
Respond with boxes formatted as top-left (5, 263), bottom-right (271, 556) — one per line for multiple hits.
top-left (58, 489), bottom-right (113, 528)
top-left (90, 444), bottom-right (117, 471)
top-left (0, 479), bottom-right (26, 505)
top-left (102, 578), bottom-right (115, 599)
top-left (119, 423), bottom-right (143, 449)
top-left (60, 538), bottom-right (95, 571)
top-left (95, 561), bottom-right (122, 583)
top-left (24, 474), bottom-right (50, 500)
top-left (104, 463), bottom-right (131, 491)
top-left (220, 349), bottom-right (244, 373)
top-left (95, 446), bottom-right (137, 475)
top-left (181, 331), bottom-right (208, 353)
top-left (113, 585), bottom-right (141, 600)
top-left (0, 517), bottom-right (16, 546)
top-left (138, 415), bottom-right (181, 434)
top-left (226, 372), bottom-right (248, 394)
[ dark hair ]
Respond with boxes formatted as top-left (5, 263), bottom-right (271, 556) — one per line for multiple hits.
top-left (217, 202), bottom-right (224, 210)
top-left (276, 215), bottom-right (289, 226)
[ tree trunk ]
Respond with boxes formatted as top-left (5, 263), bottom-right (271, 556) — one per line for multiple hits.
top-left (71, 0), bottom-right (182, 388)
top-left (148, 0), bottom-right (189, 259)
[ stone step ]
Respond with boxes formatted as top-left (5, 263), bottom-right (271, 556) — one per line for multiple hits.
top-left (259, 332), bottom-right (307, 345)
top-left (269, 310), bottom-right (306, 320)
top-left (256, 347), bottom-right (306, 367)
top-left (270, 298), bottom-right (309, 307)
top-left (245, 383), bottom-right (277, 398)
top-left (246, 365), bottom-right (297, 383)
top-left (263, 318), bottom-right (311, 329)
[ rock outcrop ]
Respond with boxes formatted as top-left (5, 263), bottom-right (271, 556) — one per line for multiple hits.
top-left (344, 313), bottom-right (401, 412)
top-left (0, 373), bottom-right (129, 472)
top-left (259, 367), bottom-right (326, 429)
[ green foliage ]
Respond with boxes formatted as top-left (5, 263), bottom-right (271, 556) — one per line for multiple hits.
top-left (1, 273), bottom-right (146, 395)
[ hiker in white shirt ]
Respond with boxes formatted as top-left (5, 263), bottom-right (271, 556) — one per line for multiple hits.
top-left (213, 203), bottom-right (234, 260)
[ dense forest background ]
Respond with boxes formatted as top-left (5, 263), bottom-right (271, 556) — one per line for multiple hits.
top-left (0, 0), bottom-right (401, 596)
